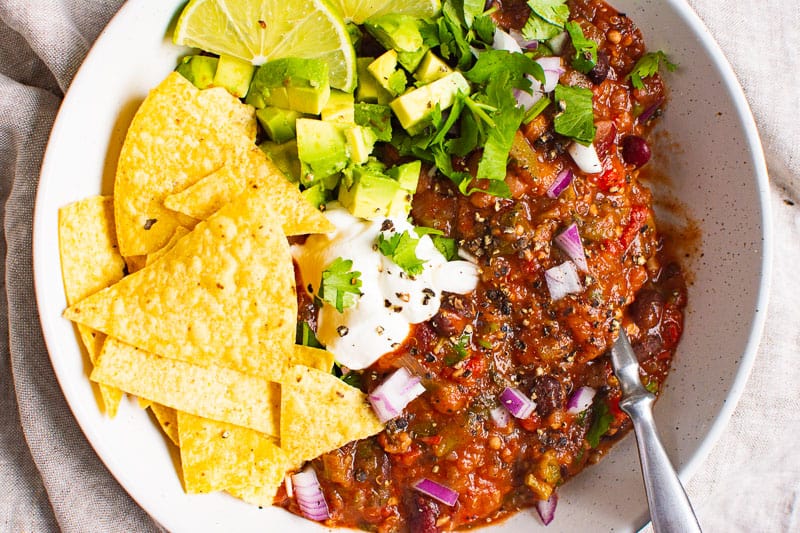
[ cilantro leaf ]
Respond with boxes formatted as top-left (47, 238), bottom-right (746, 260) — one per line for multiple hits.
top-left (296, 321), bottom-right (322, 348)
top-left (465, 49), bottom-right (546, 87)
top-left (377, 230), bottom-right (427, 276)
top-left (586, 399), bottom-right (614, 448)
top-left (565, 21), bottom-right (598, 74)
top-left (528, 0), bottom-right (570, 27)
top-left (445, 328), bottom-right (472, 365)
top-left (521, 14), bottom-right (562, 41)
top-left (319, 257), bottom-right (362, 313)
top-left (472, 15), bottom-right (496, 44)
top-left (628, 51), bottom-right (677, 89)
top-left (462, 0), bottom-right (486, 27)
top-left (415, 227), bottom-right (458, 261)
top-left (554, 84), bottom-right (596, 145)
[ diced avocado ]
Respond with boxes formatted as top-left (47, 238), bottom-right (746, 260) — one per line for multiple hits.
top-left (213, 54), bottom-right (255, 98)
top-left (390, 72), bottom-right (471, 132)
top-left (246, 58), bottom-right (330, 115)
top-left (301, 183), bottom-right (329, 211)
top-left (414, 51), bottom-right (453, 84)
top-left (321, 90), bottom-right (355, 123)
top-left (256, 107), bottom-right (301, 144)
top-left (338, 165), bottom-right (401, 219)
top-left (354, 103), bottom-right (393, 142)
top-left (296, 118), bottom-right (349, 184)
top-left (259, 140), bottom-right (301, 183)
top-left (367, 51), bottom-right (407, 97)
top-left (387, 186), bottom-right (414, 217)
top-left (345, 126), bottom-right (377, 165)
top-left (364, 14), bottom-right (429, 71)
top-left (356, 57), bottom-right (393, 104)
top-left (387, 160), bottom-right (421, 192)
top-left (176, 55), bottom-right (218, 89)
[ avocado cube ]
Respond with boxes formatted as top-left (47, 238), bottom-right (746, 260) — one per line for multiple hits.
top-left (345, 126), bottom-right (377, 165)
top-left (387, 187), bottom-right (414, 217)
top-left (213, 54), bottom-right (255, 98)
top-left (367, 51), bottom-right (407, 97)
top-left (356, 57), bottom-right (393, 104)
top-left (338, 165), bottom-right (401, 219)
top-left (354, 103), bottom-right (392, 142)
top-left (246, 58), bottom-right (330, 115)
top-left (414, 51), bottom-right (453, 84)
top-left (296, 118), bottom-right (349, 184)
top-left (301, 183), bottom-right (329, 211)
top-left (364, 14), bottom-right (429, 71)
top-left (387, 160), bottom-right (422, 192)
top-left (390, 72), bottom-right (471, 132)
top-left (176, 55), bottom-right (218, 89)
top-left (256, 107), bottom-right (301, 144)
top-left (259, 140), bottom-right (302, 183)
top-left (321, 90), bottom-right (355, 123)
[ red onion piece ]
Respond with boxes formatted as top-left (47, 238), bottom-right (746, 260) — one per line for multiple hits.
top-left (490, 405), bottom-right (511, 427)
top-left (413, 478), bottom-right (459, 507)
top-left (548, 31), bottom-right (569, 54)
top-left (637, 98), bottom-right (664, 124)
top-left (499, 386), bottom-right (536, 419)
top-left (493, 28), bottom-right (523, 54)
top-left (368, 367), bottom-right (426, 423)
top-left (292, 468), bottom-right (330, 521)
top-left (554, 223), bottom-right (588, 272)
top-left (566, 386), bottom-right (596, 414)
top-left (546, 168), bottom-right (574, 199)
top-left (545, 261), bottom-right (582, 301)
top-left (536, 491), bottom-right (559, 525)
top-left (567, 141), bottom-right (603, 174)
top-left (513, 87), bottom-right (543, 111)
top-left (509, 29), bottom-right (539, 50)
top-left (536, 57), bottom-right (565, 93)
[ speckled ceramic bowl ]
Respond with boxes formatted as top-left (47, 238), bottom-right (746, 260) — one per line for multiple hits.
top-left (33, 0), bottom-right (770, 531)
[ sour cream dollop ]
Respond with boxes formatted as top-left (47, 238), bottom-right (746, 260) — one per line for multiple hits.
top-left (292, 205), bottom-right (479, 369)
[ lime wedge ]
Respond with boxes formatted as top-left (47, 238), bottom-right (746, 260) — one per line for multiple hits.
top-left (328, 0), bottom-right (441, 24)
top-left (174, 0), bottom-right (356, 92)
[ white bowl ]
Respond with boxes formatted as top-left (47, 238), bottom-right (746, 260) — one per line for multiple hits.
top-left (33, 0), bottom-right (771, 531)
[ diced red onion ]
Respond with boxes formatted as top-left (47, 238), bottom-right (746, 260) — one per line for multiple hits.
top-left (413, 478), bottom-right (459, 507)
top-left (536, 57), bottom-right (565, 93)
top-left (499, 386), bottom-right (536, 419)
top-left (566, 386), bottom-right (597, 414)
top-left (284, 474), bottom-right (294, 498)
top-left (492, 28), bottom-right (523, 54)
top-left (547, 32), bottom-right (569, 54)
top-left (457, 247), bottom-right (478, 264)
top-left (554, 223), bottom-right (588, 272)
top-left (368, 367), bottom-right (426, 423)
top-left (546, 168), bottom-right (574, 199)
top-left (637, 98), bottom-right (664, 124)
top-left (490, 405), bottom-right (511, 427)
top-left (567, 142), bottom-right (603, 174)
top-left (509, 29), bottom-right (539, 50)
top-left (545, 261), bottom-right (582, 301)
top-left (513, 87), bottom-right (543, 111)
top-left (292, 468), bottom-right (330, 521)
top-left (536, 491), bottom-right (559, 525)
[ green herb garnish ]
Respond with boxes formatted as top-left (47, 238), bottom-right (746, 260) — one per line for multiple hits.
top-left (586, 399), bottom-right (614, 448)
top-left (521, 0), bottom-right (569, 41)
top-left (553, 83), bottom-right (596, 145)
top-left (377, 230), bottom-right (427, 276)
top-left (297, 321), bottom-right (322, 348)
top-left (628, 51), bottom-right (677, 89)
top-left (565, 21), bottom-right (598, 74)
top-left (319, 257), bottom-right (362, 313)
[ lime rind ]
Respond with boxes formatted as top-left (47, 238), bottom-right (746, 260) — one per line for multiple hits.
top-left (327, 0), bottom-right (441, 24)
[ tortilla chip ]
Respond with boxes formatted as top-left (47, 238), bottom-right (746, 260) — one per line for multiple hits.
top-left (124, 255), bottom-right (148, 274)
top-left (58, 196), bottom-right (126, 416)
top-left (91, 338), bottom-right (280, 436)
top-left (163, 162), bottom-right (244, 221)
top-left (114, 72), bottom-right (256, 257)
top-left (178, 412), bottom-right (288, 500)
top-left (280, 365), bottom-right (383, 465)
top-left (65, 184), bottom-right (297, 378)
top-left (145, 226), bottom-right (191, 267)
top-left (150, 403), bottom-right (180, 446)
top-left (290, 345), bottom-right (335, 373)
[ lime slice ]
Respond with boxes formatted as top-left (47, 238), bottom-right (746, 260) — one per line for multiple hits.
top-left (328, 0), bottom-right (441, 24)
top-left (174, 0), bottom-right (356, 92)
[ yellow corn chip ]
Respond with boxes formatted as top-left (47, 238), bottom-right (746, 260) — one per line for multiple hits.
top-left (58, 196), bottom-right (126, 416)
top-left (280, 365), bottom-right (383, 465)
top-left (178, 412), bottom-right (288, 501)
top-left (163, 162), bottom-right (244, 221)
top-left (114, 72), bottom-right (256, 257)
top-left (124, 255), bottom-right (148, 274)
top-left (290, 345), bottom-right (335, 373)
top-left (65, 184), bottom-right (297, 378)
top-left (145, 226), bottom-right (191, 267)
top-left (91, 338), bottom-right (280, 436)
top-left (150, 403), bottom-right (180, 446)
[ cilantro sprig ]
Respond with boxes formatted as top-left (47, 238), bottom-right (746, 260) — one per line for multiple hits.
top-left (318, 257), bottom-right (362, 313)
top-left (521, 0), bottom-right (569, 41)
top-left (565, 21), bottom-right (598, 74)
top-left (377, 230), bottom-right (427, 276)
top-left (553, 84), bottom-right (596, 145)
top-left (628, 51), bottom-right (677, 89)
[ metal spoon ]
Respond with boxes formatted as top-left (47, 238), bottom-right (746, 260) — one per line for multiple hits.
top-left (610, 330), bottom-right (702, 533)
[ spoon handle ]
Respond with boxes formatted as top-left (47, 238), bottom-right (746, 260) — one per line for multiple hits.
top-left (611, 332), bottom-right (702, 533)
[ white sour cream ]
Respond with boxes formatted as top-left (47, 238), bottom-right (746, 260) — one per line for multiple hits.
top-left (292, 205), bottom-right (479, 369)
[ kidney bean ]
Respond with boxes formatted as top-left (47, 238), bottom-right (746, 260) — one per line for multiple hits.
top-left (407, 494), bottom-right (440, 533)
top-left (631, 289), bottom-right (665, 331)
top-left (587, 50), bottom-right (610, 85)
top-left (532, 375), bottom-right (565, 417)
top-left (621, 135), bottom-right (651, 167)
